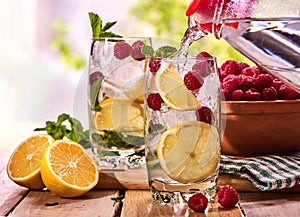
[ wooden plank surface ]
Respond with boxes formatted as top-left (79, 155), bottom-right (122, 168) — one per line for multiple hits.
top-left (239, 192), bottom-right (300, 217)
top-left (121, 190), bottom-right (242, 217)
top-left (8, 190), bottom-right (121, 217)
top-left (95, 165), bottom-right (300, 192)
top-left (0, 150), bottom-right (29, 216)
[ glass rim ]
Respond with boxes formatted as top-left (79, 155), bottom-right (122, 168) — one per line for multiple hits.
top-left (91, 36), bottom-right (151, 41)
top-left (156, 55), bottom-right (217, 62)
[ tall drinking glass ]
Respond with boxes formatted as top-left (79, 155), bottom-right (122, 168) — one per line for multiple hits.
top-left (145, 54), bottom-right (221, 203)
top-left (88, 37), bottom-right (150, 170)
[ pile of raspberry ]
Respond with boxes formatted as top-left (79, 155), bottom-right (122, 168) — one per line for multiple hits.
top-left (219, 60), bottom-right (299, 101)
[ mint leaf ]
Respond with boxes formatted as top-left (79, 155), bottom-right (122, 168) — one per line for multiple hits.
top-left (34, 114), bottom-right (91, 148)
top-left (90, 76), bottom-right (104, 110)
top-left (102, 21), bottom-right (117, 31)
top-left (155, 46), bottom-right (178, 58)
top-left (141, 45), bottom-right (155, 58)
top-left (89, 12), bottom-right (102, 38)
top-left (149, 121), bottom-right (165, 134)
top-left (88, 12), bottom-right (122, 38)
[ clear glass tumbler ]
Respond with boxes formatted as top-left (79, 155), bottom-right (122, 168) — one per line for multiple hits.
top-left (145, 54), bottom-right (221, 203)
top-left (88, 37), bottom-right (150, 170)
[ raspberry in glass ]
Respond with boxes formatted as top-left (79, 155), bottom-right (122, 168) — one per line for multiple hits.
top-left (278, 85), bottom-right (298, 100)
top-left (262, 87), bottom-right (278, 100)
top-left (147, 93), bottom-right (164, 111)
top-left (149, 58), bottom-right (162, 75)
top-left (184, 71), bottom-right (203, 90)
top-left (255, 73), bottom-right (273, 90)
top-left (196, 51), bottom-right (214, 66)
top-left (197, 106), bottom-right (214, 124)
top-left (131, 40), bottom-right (145, 61)
top-left (188, 193), bottom-right (208, 213)
top-left (231, 89), bottom-right (244, 101)
top-left (192, 61), bottom-right (211, 78)
top-left (244, 88), bottom-right (261, 101)
top-left (218, 185), bottom-right (239, 208)
top-left (89, 71), bottom-right (104, 85)
top-left (114, 41), bottom-right (132, 60)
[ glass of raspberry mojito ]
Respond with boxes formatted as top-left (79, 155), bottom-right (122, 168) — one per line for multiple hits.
top-left (88, 37), bottom-right (150, 169)
top-left (144, 50), bottom-right (222, 204)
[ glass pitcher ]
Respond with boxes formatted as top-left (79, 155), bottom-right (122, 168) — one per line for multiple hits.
top-left (184, 0), bottom-right (300, 92)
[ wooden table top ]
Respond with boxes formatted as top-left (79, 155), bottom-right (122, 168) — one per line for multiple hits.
top-left (1, 130), bottom-right (300, 217)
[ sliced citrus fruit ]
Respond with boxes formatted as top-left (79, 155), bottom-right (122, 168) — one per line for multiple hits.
top-left (40, 140), bottom-right (99, 197)
top-left (6, 134), bottom-right (54, 189)
top-left (123, 73), bottom-right (145, 103)
top-left (154, 63), bottom-right (201, 110)
top-left (157, 121), bottom-right (220, 183)
top-left (93, 98), bottom-right (144, 136)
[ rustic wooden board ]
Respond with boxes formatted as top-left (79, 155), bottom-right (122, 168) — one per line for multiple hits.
top-left (8, 190), bottom-right (121, 217)
top-left (95, 165), bottom-right (300, 192)
top-left (121, 190), bottom-right (242, 217)
top-left (239, 192), bottom-right (300, 217)
top-left (0, 154), bottom-right (29, 216)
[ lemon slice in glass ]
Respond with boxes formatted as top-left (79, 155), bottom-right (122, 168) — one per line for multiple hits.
top-left (157, 121), bottom-right (220, 183)
top-left (92, 98), bottom-right (144, 136)
top-left (154, 63), bottom-right (201, 110)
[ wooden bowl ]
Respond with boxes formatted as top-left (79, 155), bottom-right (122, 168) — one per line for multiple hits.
top-left (221, 100), bottom-right (300, 156)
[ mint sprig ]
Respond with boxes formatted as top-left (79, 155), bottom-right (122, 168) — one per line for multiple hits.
top-left (141, 45), bottom-right (178, 58)
top-left (34, 113), bottom-right (91, 148)
top-left (88, 12), bottom-right (122, 38)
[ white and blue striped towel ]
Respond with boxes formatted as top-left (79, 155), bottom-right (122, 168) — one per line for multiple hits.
top-left (220, 152), bottom-right (300, 191)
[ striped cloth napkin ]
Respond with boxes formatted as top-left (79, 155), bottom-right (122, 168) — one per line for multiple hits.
top-left (220, 152), bottom-right (300, 191)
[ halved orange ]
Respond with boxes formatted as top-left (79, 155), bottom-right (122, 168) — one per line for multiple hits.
top-left (40, 140), bottom-right (99, 197)
top-left (6, 134), bottom-right (54, 189)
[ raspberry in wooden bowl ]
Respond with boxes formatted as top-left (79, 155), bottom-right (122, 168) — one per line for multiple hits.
top-left (221, 100), bottom-right (300, 156)
top-left (219, 60), bottom-right (300, 156)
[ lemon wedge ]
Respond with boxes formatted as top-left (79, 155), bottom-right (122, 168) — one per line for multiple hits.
top-left (154, 63), bottom-right (201, 110)
top-left (92, 98), bottom-right (144, 136)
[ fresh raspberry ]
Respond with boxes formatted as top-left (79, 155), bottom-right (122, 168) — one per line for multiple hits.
top-left (237, 62), bottom-right (250, 72)
top-left (218, 185), bottom-right (239, 208)
top-left (231, 89), bottom-right (244, 100)
top-left (222, 75), bottom-right (240, 93)
top-left (184, 71), bottom-right (203, 90)
top-left (262, 87), bottom-right (278, 100)
top-left (240, 75), bottom-right (256, 91)
top-left (114, 41), bottom-right (132, 60)
top-left (149, 58), bottom-right (162, 75)
top-left (220, 60), bottom-right (240, 75)
top-left (221, 89), bottom-right (231, 101)
top-left (147, 93), bottom-right (163, 111)
top-left (131, 40), bottom-right (145, 61)
top-left (241, 67), bottom-right (259, 77)
top-left (255, 73), bottom-right (273, 90)
top-left (196, 51), bottom-right (213, 59)
top-left (278, 85), bottom-right (298, 100)
top-left (245, 88), bottom-right (261, 101)
top-left (272, 78), bottom-right (284, 90)
top-left (188, 193), bottom-right (208, 213)
top-left (192, 62), bottom-right (211, 78)
top-left (197, 106), bottom-right (214, 124)
top-left (196, 51), bottom-right (214, 66)
top-left (89, 71), bottom-right (104, 85)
